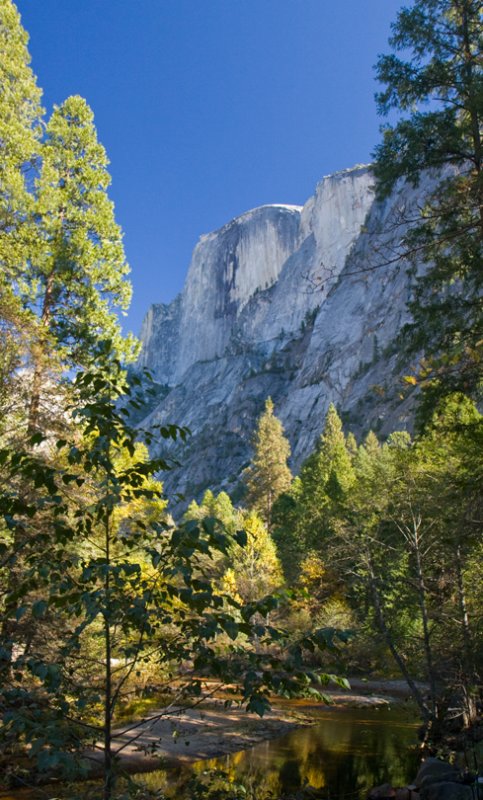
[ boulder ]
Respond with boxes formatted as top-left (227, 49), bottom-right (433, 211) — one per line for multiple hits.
top-left (420, 782), bottom-right (473, 800)
top-left (368, 784), bottom-right (396, 799)
top-left (415, 759), bottom-right (461, 788)
top-left (395, 789), bottom-right (419, 800)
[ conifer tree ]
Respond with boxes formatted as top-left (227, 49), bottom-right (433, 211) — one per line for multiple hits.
top-left (374, 0), bottom-right (483, 404)
top-left (295, 404), bottom-right (355, 552)
top-left (346, 431), bottom-right (358, 459)
top-left (27, 96), bottom-right (138, 431)
top-left (244, 397), bottom-right (292, 530)
top-left (185, 489), bottom-right (237, 535)
top-left (272, 476), bottom-right (304, 581)
top-left (0, 8), bottom-right (136, 433)
top-left (0, 0), bottom-right (43, 282)
top-left (0, 1), bottom-right (43, 427)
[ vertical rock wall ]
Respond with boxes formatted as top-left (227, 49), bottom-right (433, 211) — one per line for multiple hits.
top-left (137, 164), bottom-right (423, 503)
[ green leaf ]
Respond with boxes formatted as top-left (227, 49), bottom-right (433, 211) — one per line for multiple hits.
top-left (32, 600), bottom-right (48, 618)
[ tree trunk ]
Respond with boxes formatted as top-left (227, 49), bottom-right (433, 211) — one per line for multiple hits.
top-left (103, 518), bottom-right (113, 800)
top-left (27, 271), bottom-right (55, 435)
top-left (455, 543), bottom-right (479, 726)
top-left (461, 1), bottom-right (483, 237)
top-left (412, 517), bottom-right (438, 719)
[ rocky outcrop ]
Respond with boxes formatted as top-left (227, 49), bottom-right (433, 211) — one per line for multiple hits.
top-left (136, 164), bottom-right (428, 505)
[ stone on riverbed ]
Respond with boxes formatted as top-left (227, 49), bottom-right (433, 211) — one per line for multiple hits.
top-left (369, 757), bottom-right (476, 800)
top-left (420, 782), bottom-right (473, 800)
top-left (415, 758), bottom-right (461, 788)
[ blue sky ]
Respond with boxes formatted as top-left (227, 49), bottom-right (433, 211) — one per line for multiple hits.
top-left (17, 0), bottom-right (405, 335)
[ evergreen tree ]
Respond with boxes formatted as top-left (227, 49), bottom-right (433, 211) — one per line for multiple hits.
top-left (0, 9), bottom-right (136, 435)
top-left (0, 1), bottom-right (43, 429)
top-left (346, 431), bottom-right (358, 459)
top-left (26, 96), bottom-right (137, 431)
top-left (184, 489), bottom-right (237, 535)
top-left (373, 0), bottom-right (483, 405)
top-left (295, 404), bottom-right (355, 553)
top-left (0, 0), bottom-right (43, 282)
top-left (272, 476), bottom-right (304, 581)
top-left (244, 397), bottom-right (292, 530)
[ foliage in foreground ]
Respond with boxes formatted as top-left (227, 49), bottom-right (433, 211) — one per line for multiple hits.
top-left (0, 355), bottom-right (349, 798)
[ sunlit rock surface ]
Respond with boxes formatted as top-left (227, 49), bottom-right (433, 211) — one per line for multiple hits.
top-left (137, 164), bottom-right (423, 504)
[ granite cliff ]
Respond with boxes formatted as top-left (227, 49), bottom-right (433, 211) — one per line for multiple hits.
top-left (137, 164), bottom-right (422, 503)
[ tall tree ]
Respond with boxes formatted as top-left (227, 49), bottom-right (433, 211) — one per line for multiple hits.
top-left (330, 410), bottom-right (482, 732)
top-left (26, 96), bottom-right (137, 432)
top-left (0, 0), bottom-right (43, 428)
top-left (0, 0), bottom-right (43, 279)
top-left (373, 0), bottom-right (483, 407)
top-left (294, 404), bottom-right (355, 554)
top-left (244, 397), bottom-right (292, 531)
top-left (335, 430), bottom-right (438, 723)
top-left (272, 476), bottom-right (304, 582)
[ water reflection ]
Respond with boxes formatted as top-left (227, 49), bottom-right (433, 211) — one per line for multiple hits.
top-left (0, 708), bottom-right (419, 799)
top-left (140, 706), bottom-right (420, 799)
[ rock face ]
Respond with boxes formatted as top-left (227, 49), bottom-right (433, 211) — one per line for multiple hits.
top-left (137, 164), bottom-right (424, 504)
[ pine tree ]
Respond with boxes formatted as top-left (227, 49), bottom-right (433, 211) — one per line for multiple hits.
top-left (346, 431), bottom-right (358, 459)
top-left (244, 397), bottom-right (292, 530)
top-left (373, 0), bottom-right (483, 405)
top-left (0, 8), bottom-right (136, 433)
top-left (0, 1), bottom-right (43, 428)
top-left (27, 96), bottom-right (138, 431)
top-left (0, 0), bottom-right (43, 281)
top-left (295, 404), bottom-right (355, 552)
top-left (185, 489), bottom-right (237, 535)
top-left (272, 476), bottom-right (304, 581)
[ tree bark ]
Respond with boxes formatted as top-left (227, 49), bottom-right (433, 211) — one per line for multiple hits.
top-left (461, 0), bottom-right (483, 237)
top-left (27, 270), bottom-right (55, 435)
top-left (103, 517), bottom-right (113, 800)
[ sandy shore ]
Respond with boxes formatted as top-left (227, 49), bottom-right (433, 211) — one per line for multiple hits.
top-left (85, 682), bottom-right (413, 772)
top-left (0, 681), bottom-right (422, 795)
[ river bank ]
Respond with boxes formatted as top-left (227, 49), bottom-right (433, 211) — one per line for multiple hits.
top-left (84, 679), bottom-right (417, 773)
top-left (0, 681), bottom-right (422, 797)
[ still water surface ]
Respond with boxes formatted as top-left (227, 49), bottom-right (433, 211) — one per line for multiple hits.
top-left (140, 706), bottom-right (421, 799)
top-left (1, 706), bottom-right (420, 799)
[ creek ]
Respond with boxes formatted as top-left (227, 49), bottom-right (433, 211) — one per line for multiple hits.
top-left (0, 705), bottom-right (421, 799)
top-left (141, 705), bottom-right (421, 799)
